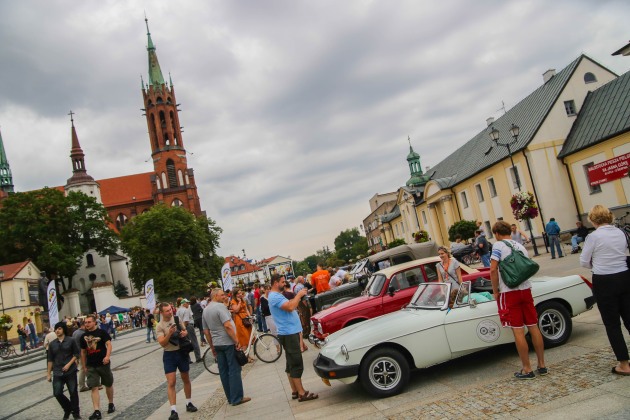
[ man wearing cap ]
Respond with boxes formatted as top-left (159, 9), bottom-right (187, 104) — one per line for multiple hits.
top-left (48, 321), bottom-right (81, 419)
top-left (176, 299), bottom-right (201, 363)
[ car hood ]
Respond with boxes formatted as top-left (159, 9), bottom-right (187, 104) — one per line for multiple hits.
top-left (312, 293), bottom-right (375, 321)
top-left (322, 307), bottom-right (445, 352)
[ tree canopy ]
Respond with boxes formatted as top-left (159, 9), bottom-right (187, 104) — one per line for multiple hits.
top-left (119, 205), bottom-right (222, 299)
top-left (0, 188), bottom-right (119, 289)
top-left (448, 220), bottom-right (478, 242)
top-left (333, 228), bottom-right (368, 263)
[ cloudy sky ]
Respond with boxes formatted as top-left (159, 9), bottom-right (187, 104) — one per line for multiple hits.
top-left (0, 0), bottom-right (628, 261)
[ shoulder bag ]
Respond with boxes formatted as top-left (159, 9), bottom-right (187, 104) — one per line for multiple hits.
top-left (235, 348), bottom-right (249, 366)
top-left (173, 320), bottom-right (194, 354)
top-left (498, 240), bottom-right (540, 288)
top-left (619, 227), bottom-right (630, 269)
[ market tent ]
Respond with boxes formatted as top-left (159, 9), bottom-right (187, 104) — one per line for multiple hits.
top-left (98, 305), bottom-right (130, 315)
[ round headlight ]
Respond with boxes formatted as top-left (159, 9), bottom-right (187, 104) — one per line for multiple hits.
top-left (340, 344), bottom-right (349, 361)
top-left (317, 323), bottom-right (323, 334)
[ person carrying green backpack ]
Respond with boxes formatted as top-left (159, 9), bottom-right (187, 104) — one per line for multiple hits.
top-left (490, 220), bottom-right (547, 380)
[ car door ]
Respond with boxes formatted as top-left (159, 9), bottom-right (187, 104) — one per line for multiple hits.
top-left (443, 283), bottom-right (515, 354)
top-left (381, 266), bottom-right (424, 315)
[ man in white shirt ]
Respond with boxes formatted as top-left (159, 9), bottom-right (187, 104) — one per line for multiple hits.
top-left (176, 299), bottom-right (201, 363)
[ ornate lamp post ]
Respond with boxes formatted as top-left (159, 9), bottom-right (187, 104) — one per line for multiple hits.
top-left (489, 124), bottom-right (540, 256)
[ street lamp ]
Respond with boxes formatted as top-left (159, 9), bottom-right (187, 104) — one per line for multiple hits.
top-left (490, 124), bottom-right (540, 256)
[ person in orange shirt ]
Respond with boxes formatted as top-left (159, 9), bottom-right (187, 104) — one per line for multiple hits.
top-left (311, 264), bottom-right (331, 294)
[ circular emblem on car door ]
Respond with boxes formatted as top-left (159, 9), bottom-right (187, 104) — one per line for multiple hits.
top-left (476, 319), bottom-right (500, 342)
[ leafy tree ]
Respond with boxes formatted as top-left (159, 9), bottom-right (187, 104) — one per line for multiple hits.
top-left (387, 238), bottom-right (406, 248)
top-left (302, 255), bottom-right (319, 272)
top-left (448, 220), bottom-right (478, 242)
top-left (113, 281), bottom-right (129, 298)
top-left (120, 205), bottom-right (222, 300)
top-left (334, 228), bottom-right (368, 263)
top-left (293, 261), bottom-right (312, 276)
top-left (0, 188), bottom-right (119, 291)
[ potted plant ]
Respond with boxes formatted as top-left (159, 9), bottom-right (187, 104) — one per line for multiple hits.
top-left (413, 230), bottom-right (430, 243)
top-left (510, 191), bottom-right (539, 221)
top-left (0, 314), bottom-right (13, 341)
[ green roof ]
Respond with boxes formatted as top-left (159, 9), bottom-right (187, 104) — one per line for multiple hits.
top-left (425, 55), bottom-right (591, 186)
top-left (558, 69), bottom-right (630, 158)
top-left (145, 18), bottom-right (165, 87)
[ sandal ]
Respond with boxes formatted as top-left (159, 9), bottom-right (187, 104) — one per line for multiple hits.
top-left (298, 391), bottom-right (318, 402)
top-left (291, 391), bottom-right (299, 400)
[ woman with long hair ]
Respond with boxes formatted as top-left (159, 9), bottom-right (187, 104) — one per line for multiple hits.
top-left (580, 205), bottom-right (630, 376)
top-left (436, 246), bottom-right (463, 287)
top-left (230, 288), bottom-right (252, 348)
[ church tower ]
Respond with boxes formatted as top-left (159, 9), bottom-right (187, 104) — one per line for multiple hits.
top-left (141, 18), bottom-right (202, 216)
top-left (0, 128), bottom-right (14, 195)
top-left (405, 137), bottom-right (429, 188)
top-left (64, 112), bottom-right (102, 202)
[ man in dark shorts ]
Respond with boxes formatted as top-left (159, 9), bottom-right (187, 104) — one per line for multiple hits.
top-left (156, 302), bottom-right (198, 420)
top-left (268, 274), bottom-right (318, 402)
top-left (80, 315), bottom-right (115, 420)
top-left (490, 220), bottom-right (547, 380)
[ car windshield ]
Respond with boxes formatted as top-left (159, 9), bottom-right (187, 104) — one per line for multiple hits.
top-left (409, 283), bottom-right (450, 309)
top-left (365, 274), bottom-right (386, 296)
top-left (350, 258), bottom-right (369, 275)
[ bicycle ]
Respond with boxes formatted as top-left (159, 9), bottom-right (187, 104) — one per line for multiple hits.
top-left (0, 340), bottom-right (30, 359)
top-left (203, 317), bottom-right (282, 374)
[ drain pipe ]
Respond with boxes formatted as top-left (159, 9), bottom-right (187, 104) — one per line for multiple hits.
top-left (562, 160), bottom-right (583, 223)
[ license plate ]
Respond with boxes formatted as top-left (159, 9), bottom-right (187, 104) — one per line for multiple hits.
top-left (321, 377), bottom-right (331, 386)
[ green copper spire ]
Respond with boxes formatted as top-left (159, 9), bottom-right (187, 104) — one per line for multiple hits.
top-left (0, 128), bottom-right (15, 193)
top-left (145, 17), bottom-right (165, 87)
top-left (405, 136), bottom-right (428, 188)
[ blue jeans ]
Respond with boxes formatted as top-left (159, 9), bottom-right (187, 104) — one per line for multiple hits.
top-left (480, 253), bottom-right (491, 267)
top-left (18, 335), bottom-right (27, 352)
top-left (29, 332), bottom-right (38, 347)
top-left (214, 344), bottom-right (243, 405)
top-left (571, 235), bottom-right (584, 251)
top-left (52, 372), bottom-right (79, 416)
top-left (549, 234), bottom-right (563, 258)
top-left (146, 327), bottom-right (156, 342)
top-left (256, 307), bottom-right (268, 332)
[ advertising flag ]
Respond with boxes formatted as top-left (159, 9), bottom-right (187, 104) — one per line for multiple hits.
top-left (221, 263), bottom-right (233, 292)
top-left (145, 279), bottom-right (155, 312)
top-left (47, 280), bottom-right (59, 326)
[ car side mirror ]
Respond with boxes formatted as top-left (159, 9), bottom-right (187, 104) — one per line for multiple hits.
top-left (469, 298), bottom-right (477, 308)
top-left (388, 285), bottom-right (396, 296)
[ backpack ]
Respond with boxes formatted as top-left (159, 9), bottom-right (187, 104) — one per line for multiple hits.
top-left (498, 240), bottom-right (539, 288)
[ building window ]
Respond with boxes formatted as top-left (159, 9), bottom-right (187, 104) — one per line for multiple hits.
top-left (487, 178), bottom-right (497, 197)
top-left (401, 221), bottom-right (405, 234)
top-left (475, 184), bottom-right (484, 202)
top-left (115, 213), bottom-right (128, 230)
top-left (89, 273), bottom-right (97, 282)
top-left (564, 100), bottom-right (576, 116)
top-left (461, 191), bottom-right (469, 208)
top-left (86, 254), bottom-right (95, 267)
top-left (171, 198), bottom-right (183, 207)
top-left (166, 159), bottom-right (177, 188)
top-left (20, 288), bottom-right (25, 301)
top-left (509, 167), bottom-right (521, 189)
top-left (422, 211), bottom-right (427, 224)
top-left (583, 162), bottom-right (602, 194)
top-left (178, 170), bottom-right (184, 186)
top-left (584, 72), bottom-right (597, 84)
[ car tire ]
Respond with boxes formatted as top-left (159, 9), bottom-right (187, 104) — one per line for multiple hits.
top-left (536, 301), bottom-right (572, 348)
top-left (359, 347), bottom-right (409, 397)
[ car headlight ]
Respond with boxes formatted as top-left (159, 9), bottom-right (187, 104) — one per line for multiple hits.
top-left (310, 320), bottom-right (314, 331)
top-left (340, 344), bottom-right (349, 361)
top-left (317, 323), bottom-right (323, 334)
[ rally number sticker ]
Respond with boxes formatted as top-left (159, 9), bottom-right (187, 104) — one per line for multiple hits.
top-left (476, 319), bottom-right (500, 342)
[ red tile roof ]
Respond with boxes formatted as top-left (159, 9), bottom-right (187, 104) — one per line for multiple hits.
top-left (98, 172), bottom-right (154, 207)
top-left (225, 256), bottom-right (262, 275)
top-left (0, 261), bottom-right (30, 281)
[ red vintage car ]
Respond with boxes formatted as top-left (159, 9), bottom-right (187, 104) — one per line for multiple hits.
top-left (309, 257), bottom-right (491, 346)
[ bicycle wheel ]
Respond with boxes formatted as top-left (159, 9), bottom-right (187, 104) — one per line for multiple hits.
top-left (254, 333), bottom-right (282, 363)
top-left (0, 346), bottom-right (9, 359)
top-left (202, 348), bottom-right (219, 375)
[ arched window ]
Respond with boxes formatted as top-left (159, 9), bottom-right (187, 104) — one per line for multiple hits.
top-left (161, 172), bottom-right (168, 189)
top-left (584, 72), bottom-right (597, 83)
top-left (150, 114), bottom-right (159, 150)
top-left (89, 273), bottom-right (97, 282)
top-left (115, 213), bottom-right (128, 230)
top-left (159, 110), bottom-right (167, 129)
top-left (156, 96), bottom-right (164, 104)
top-left (178, 170), bottom-right (184, 186)
top-left (86, 254), bottom-right (95, 267)
top-left (172, 198), bottom-right (183, 207)
top-left (156, 176), bottom-right (161, 190)
top-left (185, 174), bottom-right (190, 185)
top-left (166, 159), bottom-right (177, 188)
top-left (170, 111), bottom-right (178, 145)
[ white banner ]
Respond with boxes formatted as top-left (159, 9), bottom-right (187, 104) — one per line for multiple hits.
top-left (47, 280), bottom-right (59, 326)
top-left (145, 279), bottom-right (155, 312)
top-left (221, 263), bottom-right (233, 292)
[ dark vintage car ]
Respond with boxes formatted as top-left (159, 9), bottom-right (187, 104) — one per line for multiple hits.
top-left (312, 242), bottom-right (439, 312)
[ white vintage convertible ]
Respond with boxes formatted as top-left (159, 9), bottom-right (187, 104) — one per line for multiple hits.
top-left (313, 275), bottom-right (595, 397)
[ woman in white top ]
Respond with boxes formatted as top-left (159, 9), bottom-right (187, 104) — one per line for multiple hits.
top-left (580, 204), bottom-right (630, 376)
top-left (510, 224), bottom-right (529, 245)
top-left (436, 246), bottom-right (463, 288)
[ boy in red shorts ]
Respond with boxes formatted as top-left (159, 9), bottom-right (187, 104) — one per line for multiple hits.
top-left (490, 220), bottom-right (547, 380)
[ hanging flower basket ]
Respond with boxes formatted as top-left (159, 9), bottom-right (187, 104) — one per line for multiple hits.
top-left (510, 191), bottom-right (539, 221)
top-left (413, 230), bottom-right (430, 243)
top-left (0, 314), bottom-right (13, 331)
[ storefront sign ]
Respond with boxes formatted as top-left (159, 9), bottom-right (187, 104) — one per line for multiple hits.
top-left (588, 152), bottom-right (630, 186)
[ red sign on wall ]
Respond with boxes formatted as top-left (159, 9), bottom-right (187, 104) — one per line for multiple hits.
top-left (587, 152), bottom-right (630, 186)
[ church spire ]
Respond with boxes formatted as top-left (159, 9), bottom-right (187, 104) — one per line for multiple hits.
top-left (145, 17), bottom-right (165, 87)
top-left (66, 111), bottom-right (95, 186)
top-left (0, 128), bottom-right (15, 193)
top-left (405, 136), bottom-right (427, 188)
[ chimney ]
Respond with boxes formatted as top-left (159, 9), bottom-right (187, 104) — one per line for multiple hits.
top-left (486, 117), bottom-right (495, 126)
top-left (543, 69), bottom-right (556, 83)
